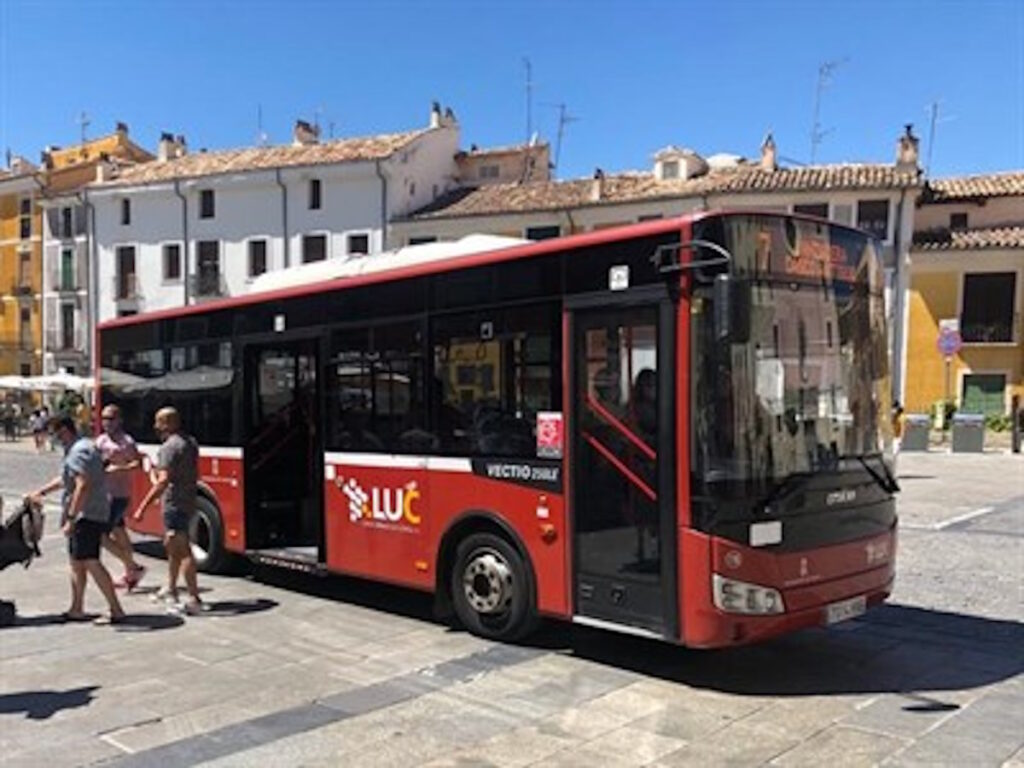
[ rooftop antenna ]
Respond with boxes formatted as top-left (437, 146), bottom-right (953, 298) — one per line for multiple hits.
top-left (77, 111), bottom-right (91, 145)
top-left (545, 102), bottom-right (579, 174)
top-left (809, 58), bottom-right (847, 164)
top-left (314, 105), bottom-right (324, 135)
top-left (523, 57), bottom-right (533, 145)
top-left (328, 120), bottom-right (336, 140)
top-left (256, 104), bottom-right (268, 146)
top-left (924, 99), bottom-right (956, 175)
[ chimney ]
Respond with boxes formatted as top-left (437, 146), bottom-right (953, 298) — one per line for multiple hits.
top-left (158, 132), bottom-right (175, 161)
top-left (293, 119), bottom-right (320, 146)
top-left (174, 135), bottom-right (187, 158)
top-left (95, 156), bottom-right (113, 183)
top-left (896, 123), bottom-right (919, 173)
top-left (429, 101), bottom-right (442, 129)
top-left (760, 133), bottom-right (777, 171)
top-left (591, 168), bottom-right (605, 202)
top-left (115, 121), bottom-right (129, 136)
top-left (442, 105), bottom-right (458, 127)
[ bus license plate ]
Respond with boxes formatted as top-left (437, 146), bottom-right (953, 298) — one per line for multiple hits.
top-left (825, 595), bottom-right (867, 625)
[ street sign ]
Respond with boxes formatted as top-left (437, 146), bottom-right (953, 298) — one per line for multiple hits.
top-left (937, 327), bottom-right (963, 357)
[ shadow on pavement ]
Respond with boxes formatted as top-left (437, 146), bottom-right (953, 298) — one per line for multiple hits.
top-left (198, 598), bottom-right (278, 617)
top-left (0, 685), bottom-right (98, 720)
top-left (546, 603), bottom-right (1024, 698)
top-left (114, 613), bottom-right (185, 632)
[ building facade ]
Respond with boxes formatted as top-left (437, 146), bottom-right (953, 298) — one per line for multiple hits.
top-left (89, 106), bottom-right (460, 325)
top-left (0, 159), bottom-right (43, 376)
top-left (38, 125), bottom-right (153, 375)
top-left (906, 172), bottom-right (1023, 416)
top-left (392, 127), bottom-right (922, 400)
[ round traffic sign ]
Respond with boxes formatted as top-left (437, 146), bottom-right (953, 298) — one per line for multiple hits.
top-left (937, 328), bottom-right (962, 357)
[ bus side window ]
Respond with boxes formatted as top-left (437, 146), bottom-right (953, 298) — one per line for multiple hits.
top-left (430, 302), bottom-right (560, 458)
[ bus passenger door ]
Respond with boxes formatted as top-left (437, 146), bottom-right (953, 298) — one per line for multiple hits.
top-left (242, 339), bottom-right (323, 562)
top-left (570, 300), bottom-right (677, 637)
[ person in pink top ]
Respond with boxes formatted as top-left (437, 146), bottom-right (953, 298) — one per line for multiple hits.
top-left (96, 404), bottom-right (146, 590)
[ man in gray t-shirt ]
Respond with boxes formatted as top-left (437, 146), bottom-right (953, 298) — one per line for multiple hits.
top-left (133, 407), bottom-right (205, 615)
top-left (28, 414), bottom-right (125, 624)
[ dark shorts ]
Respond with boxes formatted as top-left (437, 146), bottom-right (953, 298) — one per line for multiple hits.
top-left (67, 519), bottom-right (106, 561)
top-left (109, 497), bottom-right (129, 528)
top-left (163, 508), bottom-right (193, 534)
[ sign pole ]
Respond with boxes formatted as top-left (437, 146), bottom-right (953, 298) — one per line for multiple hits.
top-left (943, 354), bottom-right (951, 442)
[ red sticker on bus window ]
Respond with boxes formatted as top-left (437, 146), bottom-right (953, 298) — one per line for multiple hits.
top-left (537, 412), bottom-right (564, 459)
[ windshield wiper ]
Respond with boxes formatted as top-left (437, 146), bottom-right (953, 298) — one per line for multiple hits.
top-left (856, 455), bottom-right (900, 495)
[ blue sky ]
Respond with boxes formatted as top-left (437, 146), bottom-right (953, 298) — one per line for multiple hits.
top-left (1, 0), bottom-right (1021, 180)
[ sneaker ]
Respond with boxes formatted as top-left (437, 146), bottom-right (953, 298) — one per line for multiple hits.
top-left (184, 599), bottom-right (209, 616)
top-left (151, 586), bottom-right (178, 605)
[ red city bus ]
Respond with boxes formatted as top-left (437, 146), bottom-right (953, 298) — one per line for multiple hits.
top-left (97, 211), bottom-right (898, 647)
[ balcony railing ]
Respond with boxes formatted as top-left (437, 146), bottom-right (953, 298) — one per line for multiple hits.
top-left (190, 272), bottom-right (227, 298)
top-left (0, 332), bottom-right (37, 352)
top-left (45, 326), bottom-right (86, 352)
top-left (46, 243), bottom-right (88, 293)
top-left (113, 274), bottom-right (142, 301)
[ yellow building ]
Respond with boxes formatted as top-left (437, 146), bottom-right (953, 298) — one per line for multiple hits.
top-left (906, 172), bottom-right (1024, 417)
top-left (0, 159), bottom-right (43, 376)
top-left (1, 125), bottom-right (151, 377)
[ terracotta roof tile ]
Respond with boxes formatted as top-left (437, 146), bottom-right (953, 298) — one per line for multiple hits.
top-left (925, 171), bottom-right (1024, 201)
top-left (99, 129), bottom-right (428, 186)
top-left (408, 163), bottom-right (922, 220)
top-left (913, 225), bottom-right (1024, 251)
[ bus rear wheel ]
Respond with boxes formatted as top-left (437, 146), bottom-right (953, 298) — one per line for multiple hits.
top-left (189, 496), bottom-right (227, 574)
top-left (451, 532), bottom-right (535, 642)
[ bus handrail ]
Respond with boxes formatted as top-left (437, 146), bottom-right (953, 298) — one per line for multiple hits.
top-left (585, 393), bottom-right (656, 461)
top-left (581, 431), bottom-right (657, 502)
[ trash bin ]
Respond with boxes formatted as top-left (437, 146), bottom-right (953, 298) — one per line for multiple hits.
top-left (902, 414), bottom-right (931, 452)
top-left (951, 413), bottom-right (985, 453)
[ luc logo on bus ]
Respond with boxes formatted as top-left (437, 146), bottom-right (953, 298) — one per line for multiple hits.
top-left (341, 477), bottom-right (422, 527)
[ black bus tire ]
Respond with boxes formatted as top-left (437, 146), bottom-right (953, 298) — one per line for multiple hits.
top-left (189, 496), bottom-right (227, 574)
top-left (450, 532), bottom-right (536, 642)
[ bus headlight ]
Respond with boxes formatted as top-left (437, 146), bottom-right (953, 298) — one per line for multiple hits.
top-left (712, 574), bottom-right (785, 615)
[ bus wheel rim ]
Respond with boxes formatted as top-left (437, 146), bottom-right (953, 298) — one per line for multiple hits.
top-left (462, 550), bottom-right (513, 615)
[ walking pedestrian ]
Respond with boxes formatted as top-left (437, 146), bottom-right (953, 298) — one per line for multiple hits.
top-left (31, 410), bottom-right (46, 452)
top-left (27, 413), bottom-right (126, 625)
top-left (132, 407), bottom-right (206, 615)
top-left (96, 404), bottom-right (147, 590)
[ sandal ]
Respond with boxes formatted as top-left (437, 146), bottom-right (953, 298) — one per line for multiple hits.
top-left (93, 614), bottom-right (126, 626)
top-left (61, 612), bottom-right (90, 623)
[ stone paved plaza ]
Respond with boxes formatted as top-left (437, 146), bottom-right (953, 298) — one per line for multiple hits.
top-left (1, 443), bottom-right (1021, 767)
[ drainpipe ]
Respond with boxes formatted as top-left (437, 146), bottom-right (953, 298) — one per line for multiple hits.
top-left (891, 187), bottom-right (908, 406)
top-left (375, 160), bottom-right (388, 252)
top-left (83, 188), bottom-right (98, 372)
top-left (173, 180), bottom-right (189, 305)
top-left (275, 168), bottom-right (290, 267)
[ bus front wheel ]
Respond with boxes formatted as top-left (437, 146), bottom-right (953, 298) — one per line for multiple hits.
top-left (189, 496), bottom-right (227, 574)
top-left (451, 532), bottom-right (536, 642)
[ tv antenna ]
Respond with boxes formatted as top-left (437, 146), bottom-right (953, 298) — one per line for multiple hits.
top-left (523, 57), bottom-right (533, 145)
top-left (545, 102), bottom-right (579, 174)
top-left (809, 58), bottom-right (847, 163)
top-left (924, 100), bottom-right (956, 175)
top-left (77, 111), bottom-right (91, 145)
top-left (256, 104), bottom-right (268, 146)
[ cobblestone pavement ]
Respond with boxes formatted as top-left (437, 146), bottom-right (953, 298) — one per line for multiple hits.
top-left (0, 440), bottom-right (1021, 767)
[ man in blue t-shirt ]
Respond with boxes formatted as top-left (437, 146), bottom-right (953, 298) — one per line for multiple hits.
top-left (28, 414), bottom-right (125, 625)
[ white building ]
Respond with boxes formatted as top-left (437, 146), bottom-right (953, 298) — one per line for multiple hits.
top-left (90, 106), bottom-right (459, 323)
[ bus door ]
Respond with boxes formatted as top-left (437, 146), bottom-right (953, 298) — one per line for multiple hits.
top-left (570, 297), bottom-right (677, 637)
top-left (242, 337), bottom-right (323, 563)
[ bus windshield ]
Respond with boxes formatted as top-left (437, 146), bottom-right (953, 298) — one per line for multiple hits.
top-left (693, 214), bottom-right (893, 491)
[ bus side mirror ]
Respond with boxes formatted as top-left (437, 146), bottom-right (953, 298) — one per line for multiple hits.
top-left (713, 274), bottom-right (752, 344)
